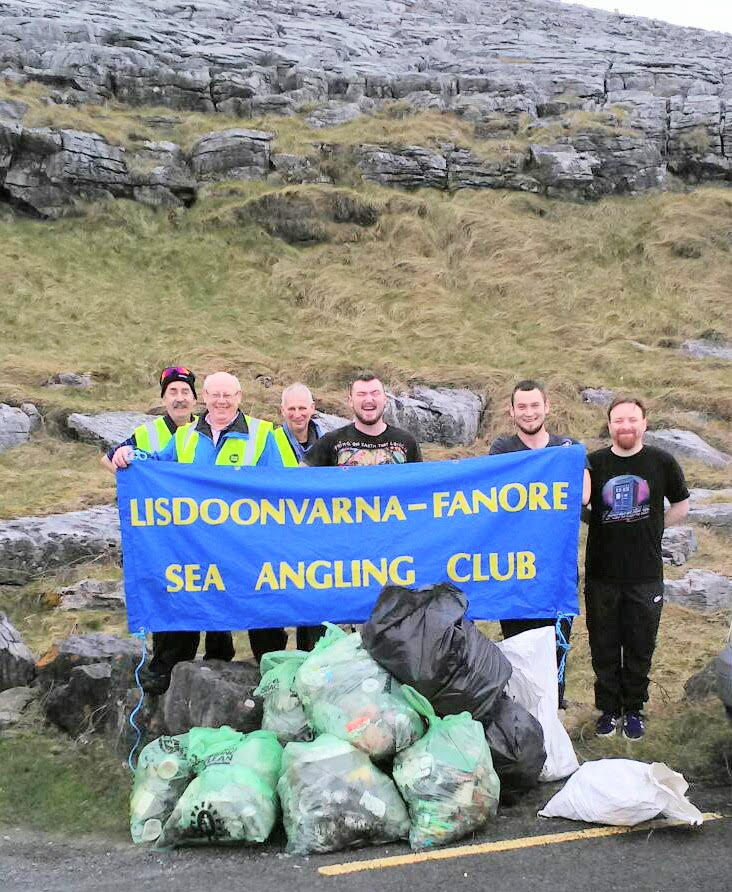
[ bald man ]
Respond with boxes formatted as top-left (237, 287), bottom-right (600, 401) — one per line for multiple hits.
top-left (116, 371), bottom-right (284, 693)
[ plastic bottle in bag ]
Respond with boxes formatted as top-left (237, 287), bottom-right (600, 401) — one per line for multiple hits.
top-left (130, 733), bottom-right (192, 844)
top-left (392, 687), bottom-right (500, 850)
top-left (254, 650), bottom-right (314, 744)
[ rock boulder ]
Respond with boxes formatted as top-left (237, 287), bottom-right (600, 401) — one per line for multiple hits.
top-left (0, 613), bottom-right (36, 691)
top-left (385, 386), bottom-right (485, 446)
top-left (664, 571), bottom-right (732, 612)
top-left (0, 403), bottom-right (31, 452)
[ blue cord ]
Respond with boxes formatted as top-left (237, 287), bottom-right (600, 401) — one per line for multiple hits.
top-left (128, 628), bottom-right (147, 772)
top-left (555, 613), bottom-right (573, 685)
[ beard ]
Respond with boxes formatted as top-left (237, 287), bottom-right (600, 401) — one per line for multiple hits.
top-left (515, 419), bottom-right (545, 436)
top-left (614, 431), bottom-right (641, 449)
top-left (353, 406), bottom-right (384, 427)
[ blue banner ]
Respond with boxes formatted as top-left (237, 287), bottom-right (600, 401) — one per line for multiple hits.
top-left (117, 446), bottom-right (584, 632)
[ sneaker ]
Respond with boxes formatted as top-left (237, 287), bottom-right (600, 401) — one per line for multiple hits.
top-left (595, 713), bottom-right (620, 737)
top-left (623, 712), bottom-right (645, 740)
top-left (137, 666), bottom-right (171, 696)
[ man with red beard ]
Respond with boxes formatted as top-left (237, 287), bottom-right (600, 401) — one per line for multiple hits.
top-left (586, 396), bottom-right (689, 740)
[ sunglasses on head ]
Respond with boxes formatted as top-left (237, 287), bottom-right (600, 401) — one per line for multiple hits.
top-left (160, 366), bottom-right (192, 384)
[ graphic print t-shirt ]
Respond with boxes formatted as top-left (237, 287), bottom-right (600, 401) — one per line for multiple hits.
top-left (302, 423), bottom-right (422, 466)
top-left (585, 445), bottom-right (689, 582)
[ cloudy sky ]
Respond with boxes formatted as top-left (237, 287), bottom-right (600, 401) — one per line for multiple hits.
top-left (560, 1), bottom-right (732, 35)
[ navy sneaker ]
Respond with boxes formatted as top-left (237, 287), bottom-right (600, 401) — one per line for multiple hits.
top-left (595, 713), bottom-right (620, 737)
top-left (623, 712), bottom-right (645, 740)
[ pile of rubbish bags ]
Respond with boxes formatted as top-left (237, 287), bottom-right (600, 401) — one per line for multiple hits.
top-left (129, 583), bottom-right (591, 853)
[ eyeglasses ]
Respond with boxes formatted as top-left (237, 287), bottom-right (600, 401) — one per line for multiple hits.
top-left (160, 366), bottom-right (192, 384)
top-left (206, 392), bottom-right (240, 401)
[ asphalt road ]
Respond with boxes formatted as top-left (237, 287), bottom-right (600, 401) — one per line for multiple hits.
top-left (2, 785), bottom-right (730, 892)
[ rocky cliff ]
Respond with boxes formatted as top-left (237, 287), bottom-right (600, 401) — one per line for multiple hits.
top-left (1, 0), bottom-right (732, 215)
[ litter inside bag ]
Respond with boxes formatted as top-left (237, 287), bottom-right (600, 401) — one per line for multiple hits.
top-left (255, 650), bottom-right (314, 744)
top-left (294, 625), bottom-right (424, 760)
top-left (157, 728), bottom-right (283, 847)
top-left (130, 733), bottom-right (192, 844)
top-left (497, 627), bottom-right (579, 782)
top-left (481, 694), bottom-right (546, 793)
top-left (392, 686), bottom-right (500, 850)
top-left (361, 583), bottom-right (512, 722)
top-left (278, 733), bottom-right (410, 855)
top-left (538, 759), bottom-right (704, 827)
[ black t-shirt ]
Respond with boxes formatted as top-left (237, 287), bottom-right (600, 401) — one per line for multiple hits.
top-left (303, 423), bottom-right (422, 466)
top-left (585, 445), bottom-right (689, 582)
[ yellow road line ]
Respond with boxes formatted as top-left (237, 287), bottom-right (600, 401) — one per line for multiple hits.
top-left (319, 812), bottom-right (725, 877)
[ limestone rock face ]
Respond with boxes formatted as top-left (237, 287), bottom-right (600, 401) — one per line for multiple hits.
top-left (0, 505), bottom-right (120, 584)
top-left (0, 613), bottom-right (36, 691)
top-left (385, 386), bottom-right (485, 446)
top-left (680, 339), bottom-right (732, 361)
top-left (189, 128), bottom-right (274, 181)
top-left (159, 660), bottom-right (263, 735)
top-left (56, 578), bottom-right (125, 610)
top-left (0, 686), bottom-right (37, 730)
top-left (36, 632), bottom-right (142, 691)
top-left (643, 429), bottom-right (732, 469)
top-left (664, 571), bottom-right (732, 612)
top-left (66, 411), bottom-right (152, 449)
top-left (0, 403), bottom-right (31, 452)
top-left (661, 526), bottom-right (697, 567)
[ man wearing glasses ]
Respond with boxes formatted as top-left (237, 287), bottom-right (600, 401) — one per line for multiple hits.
top-left (114, 370), bottom-right (284, 693)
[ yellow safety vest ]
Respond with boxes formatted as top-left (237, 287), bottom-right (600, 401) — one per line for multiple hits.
top-left (133, 416), bottom-right (174, 453)
top-left (272, 427), bottom-right (299, 467)
top-left (174, 415), bottom-right (273, 465)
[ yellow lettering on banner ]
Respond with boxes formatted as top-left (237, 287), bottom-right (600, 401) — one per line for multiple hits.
top-left (200, 498), bottom-right (227, 525)
top-left (230, 498), bottom-right (259, 525)
top-left (331, 497), bottom-right (354, 524)
top-left (446, 553), bottom-right (471, 583)
top-left (306, 560), bottom-right (332, 588)
top-left (165, 563), bottom-right (225, 592)
top-left (307, 498), bottom-right (332, 524)
top-left (355, 496), bottom-right (381, 522)
top-left (445, 551), bottom-right (537, 583)
top-left (472, 488), bottom-right (498, 512)
top-left (154, 497), bottom-right (172, 525)
top-left (172, 497), bottom-right (198, 525)
top-left (286, 498), bottom-right (309, 525)
top-left (390, 555), bottom-right (416, 585)
top-left (528, 482), bottom-right (550, 511)
top-left (433, 492), bottom-right (450, 518)
top-left (498, 483), bottom-right (527, 512)
top-left (281, 561), bottom-right (306, 589)
top-left (447, 490), bottom-right (472, 517)
top-left (255, 562), bottom-right (279, 591)
top-left (517, 551), bottom-right (537, 579)
top-left (382, 496), bottom-right (406, 522)
top-left (553, 481), bottom-right (568, 510)
top-left (129, 499), bottom-right (146, 526)
top-left (166, 564), bottom-right (184, 592)
top-left (261, 499), bottom-right (286, 525)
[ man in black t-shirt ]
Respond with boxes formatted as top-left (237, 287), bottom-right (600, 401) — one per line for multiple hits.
top-left (586, 396), bottom-right (689, 741)
top-left (303, 372), bottom-right (422, 467)
top-left (489, 379), bottom-right (590, 707)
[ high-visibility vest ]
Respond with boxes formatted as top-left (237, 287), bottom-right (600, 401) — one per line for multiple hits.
top-left (174, 415), bottom-right (273, 466)
top-left (133, 416), bottom-right (174, 453)
top-left (272, 426), bottom-right (299, 467)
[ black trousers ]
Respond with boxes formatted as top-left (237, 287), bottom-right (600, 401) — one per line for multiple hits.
top-left (149, 630), bottom-right (235, 675)
top-left (584, 578), bottom-right (664, 715)
top-left (500, 616), bottom-right (573, 705)
top-left (248, 625), bottom-right (326, 664)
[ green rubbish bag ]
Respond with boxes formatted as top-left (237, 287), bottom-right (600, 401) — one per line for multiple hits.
top-left (278, 733), bottom-right (410, 855)
top-left (157, 728), bottom-right (283, 847)
top-left (130, 733), bottom-right (192, 844)
top-left (254, 650), bottom-right (314, 744)
top-left (392, 686), bottom-right (500, 850)
top-left (294, 625), bottom-right (424, 760)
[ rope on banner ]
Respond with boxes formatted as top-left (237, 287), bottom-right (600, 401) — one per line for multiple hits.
top-left (555, 613), bottom-right (573, 685)
top-left (128, 628), bottom-right (148, 772)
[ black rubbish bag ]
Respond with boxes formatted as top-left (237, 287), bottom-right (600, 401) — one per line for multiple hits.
top-left (481, 694), bottom-right (546, 793)
top-left (361, 582), bottom-right (512, 722)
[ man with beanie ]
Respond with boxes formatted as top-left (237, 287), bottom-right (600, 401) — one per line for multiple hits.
top-left (102, 366), bottom-right (199, 472)
top-left (106, 365), bottom-right (236, 694)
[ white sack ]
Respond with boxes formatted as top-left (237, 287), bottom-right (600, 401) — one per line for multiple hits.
top-left (497, 626), bottom-right (579, 781)
top-left (538, 759), bottom-right (704, 826)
